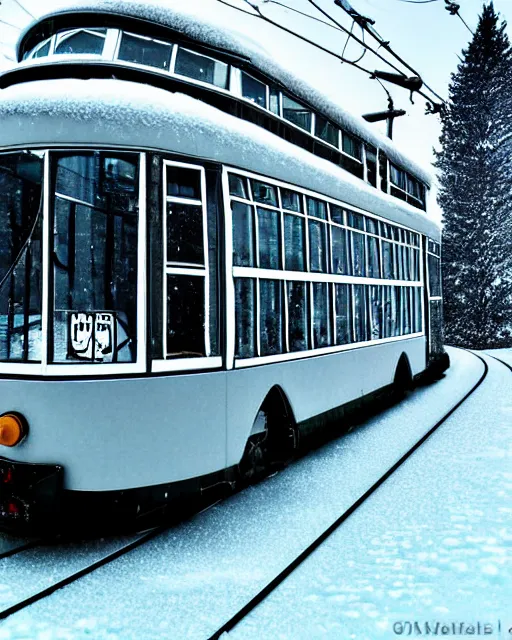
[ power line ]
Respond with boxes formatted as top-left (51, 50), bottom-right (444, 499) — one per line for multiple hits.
top-left (0, 17), bottom-right (21, 30)
top-left (0, 0), bottom-right (35, 20)
top-left (396, 0), bottom-right (441, 4)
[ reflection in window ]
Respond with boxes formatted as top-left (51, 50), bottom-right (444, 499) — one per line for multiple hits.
top-left (281, 188), bottom-right (302, 212)
top-left (232, 202), bottom-right (255, 267)
top-left (32, 39), bottom-right (51, 59)
top-left (284, 214), bottom-right (305, 271)
top-left (167, 275), bottom-right (205, 357)
top-left (352, 231), bottom-right (365, 277)
top-left (287, 281), bottom-right (308, 351)
top-left (369, 285), bottom-right (382, 340)
top-left (312, 282), bottom-right (331, 348)
top-left (309, 220), bottom-right (328, 273)
top-left (307, 197), bottom-right (327, 220)
top-left (118, 33), bottom-right (172, 70)
top-left (315, 114), bottom-right (338, 147)
top-left (0, 151), bottom-right (44, 362)
top-left (235, 278), bottom-right (256, 358)
top-left (174, 48), bottom-right (229, 88)
top-left (167, 166), bottom-right (202, 199)
top-left (241, 72), bottom-right (266, 108)
top-left (260, 279), bottom-right (283, 355)
top-left (330, 205), bottom-right (344, 225)
top-left (167, 202), bottom-right (204, 266)
top-left (428, 254), bottom-right (441, 297)
top-left (368, 236), bottom-right (380, 278)
top-left (382, 241), bottom-right (393, 279)
top-left (229, 174), bottom-right (248, 199)
top-left (282, 94), bottom-right (312, 132)
top-left (52, 153), bottom-right (139, 363)
top-left (347, 211), bottom-right (364, 230)
top-left (335, 284), bottom-right (351, 345)
top-left (252, 180), bottom-right (277, 206)
top-left (258, 208), bottom-right (280, 269)
top-left (54, 28), bottom-right (107, 55)
top-left (331, 226), bottom-right (349, 275)
top-left (353, 285), bottom-right (368, 343)
top-left (342, 133), bottom-right (362, 161)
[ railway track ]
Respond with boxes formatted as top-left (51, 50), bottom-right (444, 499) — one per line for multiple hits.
top-left (0, 350), bottom-right (497, 637)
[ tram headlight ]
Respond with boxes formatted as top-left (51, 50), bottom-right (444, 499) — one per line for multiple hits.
top-left (0, 413), bottom-right (27, 447)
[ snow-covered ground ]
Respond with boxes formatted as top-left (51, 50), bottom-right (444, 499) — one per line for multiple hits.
top-left (1, 347), bottom-right (503, 640)
top-left (229, 350), bottom-right (511, 639)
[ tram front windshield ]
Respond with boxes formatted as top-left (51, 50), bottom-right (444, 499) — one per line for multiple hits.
top-left (0, 150), bottom-right (139, 365)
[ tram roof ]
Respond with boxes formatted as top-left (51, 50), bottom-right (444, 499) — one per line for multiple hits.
top-left (16, 0), bottom-right (432, 188)
top-left (0, 77), bottom-right (440, 240)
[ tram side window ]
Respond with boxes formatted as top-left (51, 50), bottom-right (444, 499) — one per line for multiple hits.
top-left (232, 202), bottom-right (255, 267)
top-left (52, 152), bottom-right (139, 363)
top-left (284, 212), bottom-right (305, 271)
top-left (229, 174), bottom-right (248, 199)
top-left (335, 283), bottom-right (352, 344)
top-left (118, 33), bottom-right (173, 70)
top-left (281, 188), bottom-right (303, 213)
top-left (353, 285), bottom-right (369, 343)
top-left (366, 146), bottom-right (378, 188)
top-left (369, 285), bottom-right (382, 340)
top-left (382, 240), bottom-right (394, 279)
top-left (428, 253), bottom-right (441, 297)
top-left (241, 72), bottom-right (267, 109)
top-left (315, 114), bottom-right (339, 147)
top-left (258, 207), bottom-right (281, 270)
top-left (367, 235), bottom-right (380, 278)
top-left (235, 278), bottom-right (256, 358)
top-left (54, 28), bottom-right (107, 55)
top-left (260, 279), bottom-right (283, 355)
top-left (251, 180), bottom-right (278, 206)
top-left (282, 94), bottom-right (312, 132)
top-left (0, 151), bottom-right (44, 362)
top-left (351, 231), bottom-right (366, 278)
top-left (331, 225), bottom-right (349, 275)
top-left (383, 286), bottom-right (400, 338)
top-left (164, 163), bottom-right (208, 359)
top-left (309, 219), bottom-right (329, 273)
top-left (312, 282), bottom-right (332, 348)
top-left (174, 47), bottom-right (229, 89)
top-left (287, 281), bottom-right (309, 351)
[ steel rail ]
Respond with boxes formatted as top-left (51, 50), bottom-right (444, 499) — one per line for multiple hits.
top-left (208, 350), bottom-right (489, 640)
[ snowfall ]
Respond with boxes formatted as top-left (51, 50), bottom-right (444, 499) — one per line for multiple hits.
top-left (0, 346), bottom-right (510, 640)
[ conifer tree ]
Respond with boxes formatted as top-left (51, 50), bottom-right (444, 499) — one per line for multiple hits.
top-left (436, 2), bottom-right (512, 348)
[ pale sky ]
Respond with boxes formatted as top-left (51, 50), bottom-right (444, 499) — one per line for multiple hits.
top-left (0, 0), bottom-right (510, 222)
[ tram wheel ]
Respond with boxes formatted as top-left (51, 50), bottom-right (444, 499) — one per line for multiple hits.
top-left (238, 387), bottom-right (298, 485)
top-left (393, 354), bottom-right (413, 402)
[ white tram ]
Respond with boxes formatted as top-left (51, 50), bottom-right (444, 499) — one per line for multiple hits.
top-left (0, 2), bottom-right (448, 533)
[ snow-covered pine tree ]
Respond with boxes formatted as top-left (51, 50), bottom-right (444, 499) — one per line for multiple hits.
top-left (436, 2), bottom-right (512, 348)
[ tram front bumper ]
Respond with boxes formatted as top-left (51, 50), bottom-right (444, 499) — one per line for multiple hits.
top-left (0, 456), bottom-right (63, 534)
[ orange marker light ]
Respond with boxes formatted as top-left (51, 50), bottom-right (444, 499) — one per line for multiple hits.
top-left (0, 413), bottom-right (27, 447)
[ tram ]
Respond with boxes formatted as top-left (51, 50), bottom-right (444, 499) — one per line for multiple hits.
top-left (0, 1), bottom-right (448, 534)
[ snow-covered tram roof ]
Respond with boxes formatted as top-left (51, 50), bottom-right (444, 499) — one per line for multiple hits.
top-left (0, 78), bottom-right (440, 240)
top-left (16, 0), bottom-right (432, 188)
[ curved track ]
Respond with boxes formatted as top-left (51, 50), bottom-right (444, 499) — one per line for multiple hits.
top-left (0, 351), bottom-right (492, 634)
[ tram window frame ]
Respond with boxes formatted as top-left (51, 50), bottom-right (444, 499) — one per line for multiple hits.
top-left (225, 167), bottom-right (425, 370)
top-left (152, 160), bottom-right (221, 372)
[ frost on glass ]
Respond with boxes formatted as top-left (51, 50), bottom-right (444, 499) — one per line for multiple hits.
top-left (332, 226), bottom-right (349, 275)
top-left (174, 48), bottom-right (228, 89)
top-left (118, 33), bottom-right (173, 70)
top-left (257, 207), bottom-right (280, 270)
top-left (335, 283), bottom-right (351, 344)
top-left (428, 254), bottom-right (441, 297)
top-left (312, 282), bottom-right (331, 348)
top-left (54, 29), bottom-right (107, 56)
top-left (232, 202), bottom-right (255, 267)
top-left (234, 278), bottom-right (256, 358)
top-left (52, 153), bottom-right (138, 363)
top-left (260, 279), bottom-right (283, 356)
top-left (0, 151), bottom-right (43, 362)
top-left (284, 213), bottom-right (305, 272)
top-left (370, 285), bottom-right (382, 340)
top-left (353, 284), bottom-right (368, 343)
top-left (308, 220), bottom-right (328, 273)
top-left (287, 281), bottom-right (308, 352)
